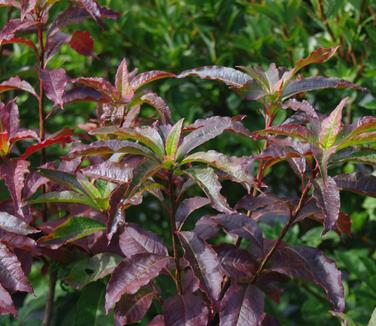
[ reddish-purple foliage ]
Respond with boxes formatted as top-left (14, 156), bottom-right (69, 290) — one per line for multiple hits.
top-left (0, 1), bottom-right (374, 324)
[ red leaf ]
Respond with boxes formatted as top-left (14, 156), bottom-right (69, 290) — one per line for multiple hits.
top-left (334, 173), bottom-right (376, 197)
top-left (20, 0), bottom-right (37, 20)
top-left (105, 253), bottom-right (169, 312)
top-left (20, 129), bottom-right (73, 159)
top-left (40, 68), bottom-right (69, 108)
top-left (0, 37), bottom-right (37, 53)
top-left (69, 30), bottom-right (94, 56)
top-left (140, 91), bottom-right (172, 124)
top-left (0, 242), bottom-right (32, 293)
top-left (114, 58), bottom-right (133, 102)
top-left (163, 293), bottom-right (208, 326)
top-left (175, 196), bottom-right (210, 229)
top-left (220, 283), bottom-right (265, 326)
top-left (270, 244), bottom-right (344, 312)
top-left (130, 70), bottom-right (175, 91)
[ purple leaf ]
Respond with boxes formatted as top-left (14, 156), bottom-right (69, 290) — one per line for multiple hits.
top-left (182, 150), bottom-right (254, 191)
top-left (282, 99), bottom-right (318, 119)
top-left (107, 184), bottom-right (127, 242)
top-left (130, 70), bottom-right (175, 91)
top-left (175, 196), bottom-right (210, 229)
top-left (1, 99), bottom-right (20, 137)
top-left (178, 66), bottom-right (251, 88)
top-left (163, 293), bottom-right (208, 326)
top-left (185, 167), bottom-right (234, 214)
top-left (115, 288), bottom-right (154, 325)
top-left (220, 283), bottom-right (265, 326)
top-left (119, 223), bottom-right (168, 257)
top-left (72, 77), bottom-right (116, 100)
top-left (62, 86), bottom-right (103, 104)
top-left (0, 211), bottom-right (37, 235)
top-left (182, 268), bottom-right (200, 293)
top-left (105, 253), bottom-right (169, 312)
top-left (20, 0), bottom-right (37, 20)
top-left (0, 242), bottom-right (32, 292)
top-left (0, 229), bottom-right (37, 251)
top-left (0, 18), bottom-right (36, 42)
top-left (282, 77), bottom-right (367, 100)
top-left (255, 124), bottom-right (315, 143)
top-left (177, 116), bottom-right (250, 159)
top-left (0, 283), bottom-right (16, 316)
top-left (178, 231), bottom-right (224, 301)
top-left (0, 76), bottom-right (38, 98)
top-left (216, 244), bottom-right (257, 281)
top-left (0, 159), bottom-right (30, 215)
top-left (140, 91), bottom-right (172, 124)
top-left (82, 159), bottom-right (139, 184)
top-left (209, 213), bottom-right (263, 249)
top-left (76, 0), bottom-right (119, 26)
top-left (270, 244), bottom-right (344, 312)
top-left (40, 68), bottom-right (69, 108)
top-left (334, 173), bottom-right (376, 197)
top-left (313, 177), bottom-right (340, 232)
top-left (114, 58), bottom-right (133, 102)
top-left (148, 315), bottom-right (165, 326)
top-left (44, 31), bottom-right (70, 64)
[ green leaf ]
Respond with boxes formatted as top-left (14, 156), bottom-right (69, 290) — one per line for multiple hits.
top-left (29, 191), bottom-right (98, 209)
top-left (38, 169), bottom-right (87, 195)
top-left (65, 253), bottom-right (122, 290)
top-left (368, 307), bottom-right (376, 326)
top-left (92, 126), bottom-right (165, 159)
top-left (39, 217), bottom-right (105, 248)
top-left (165, 118), bottom-right (184, 160)
top-left (319, 98), bottom-right (347, 149)
top-left (330, 148), bottom-right (376, 166)
top-left (74, 282), bottom-right (106, 326)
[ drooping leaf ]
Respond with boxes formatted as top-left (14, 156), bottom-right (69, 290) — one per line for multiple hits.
top-left (73, 282), bottom-right (106, 326)
top-left (62, 86), bottom-right (103, 104)
top-left (255, 124), bottom-right (315, 143)
top-left (106, 183), bottom-right (127, 242)
top-left (282, 98), bottom-right (318, 119)
top-left (178, 231), bottom-right (224, 301)
top-left (119, 223), bottom-right (168, 257)
top-left (0, 283), bottom-right (16, 316)
top-left (282, 77), bottom-right (367, 100)
top-left (40, 68), bottom-right (69, 108)
top-left (64, 253), bottom-right (122, 290)
top-left (92, 126), bottom-right (165, 159)
top-left (140, 91), bottom-right (172, 124)
top-left (220, 283), bottom-right (265, 326)
top-left (0, 229), bottom-right (37, 251)
top-left (105, 253), bottom-right (170, 311)
top-left (178, 66), bottom-right (251, 88)
top-left (38, 216), bottom-right (105, 249)
top-left (0, 211), bottom-right (37, 235)
top-left (182, 150), bottom-right (254, 191)
top-left (82, 159), bottom-right (141, 184)
top-left (0, 18), bottom-right (37, 42)
top-left (270, 244), bottom-right (344, 312)
top-left (38, 168), bottom-right (86, 194)
top-left (319, 98), bottom-right (347, 149)
top-left (115, 288), bottom-right (154, 325)
top-left (334, 173), bottom-right (376, 197)
top-left (0, 37), bottom-right (37, 53)
top-left (165, 118), bottom-right (184, 160)
top-left (185, 167), bottom-right (233, 214)
top-left (0, 76), bottom-right (38, 98)
top-left (67, 140), bottom-right (155, 160)
top-left (313, 177), bottom-right (340, 233)
top-left (163, 293), bottom-right (208, 326)
top-left (130, 70), bottom-right (175, 91)
top-left (0, 242), bottom-right (32, 292)
top-left (72, 77), bottom-right (116, 99)
top-left (175, 196), bottom-right (210, 229)
top-left (177, 116), bottom-right (250, 159)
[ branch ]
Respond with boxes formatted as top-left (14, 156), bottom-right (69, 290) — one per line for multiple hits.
top-left (42, 269), bottom-right (57, 326)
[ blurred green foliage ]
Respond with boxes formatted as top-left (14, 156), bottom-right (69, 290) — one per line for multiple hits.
top-left (0, 0), bottom-right (375, 325)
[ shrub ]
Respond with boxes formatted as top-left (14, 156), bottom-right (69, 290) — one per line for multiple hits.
top-left (0, 1), bottom-right (375, 325)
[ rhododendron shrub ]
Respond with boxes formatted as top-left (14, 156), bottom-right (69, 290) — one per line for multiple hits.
top-left (0, 1), bottom-right (374, 325)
